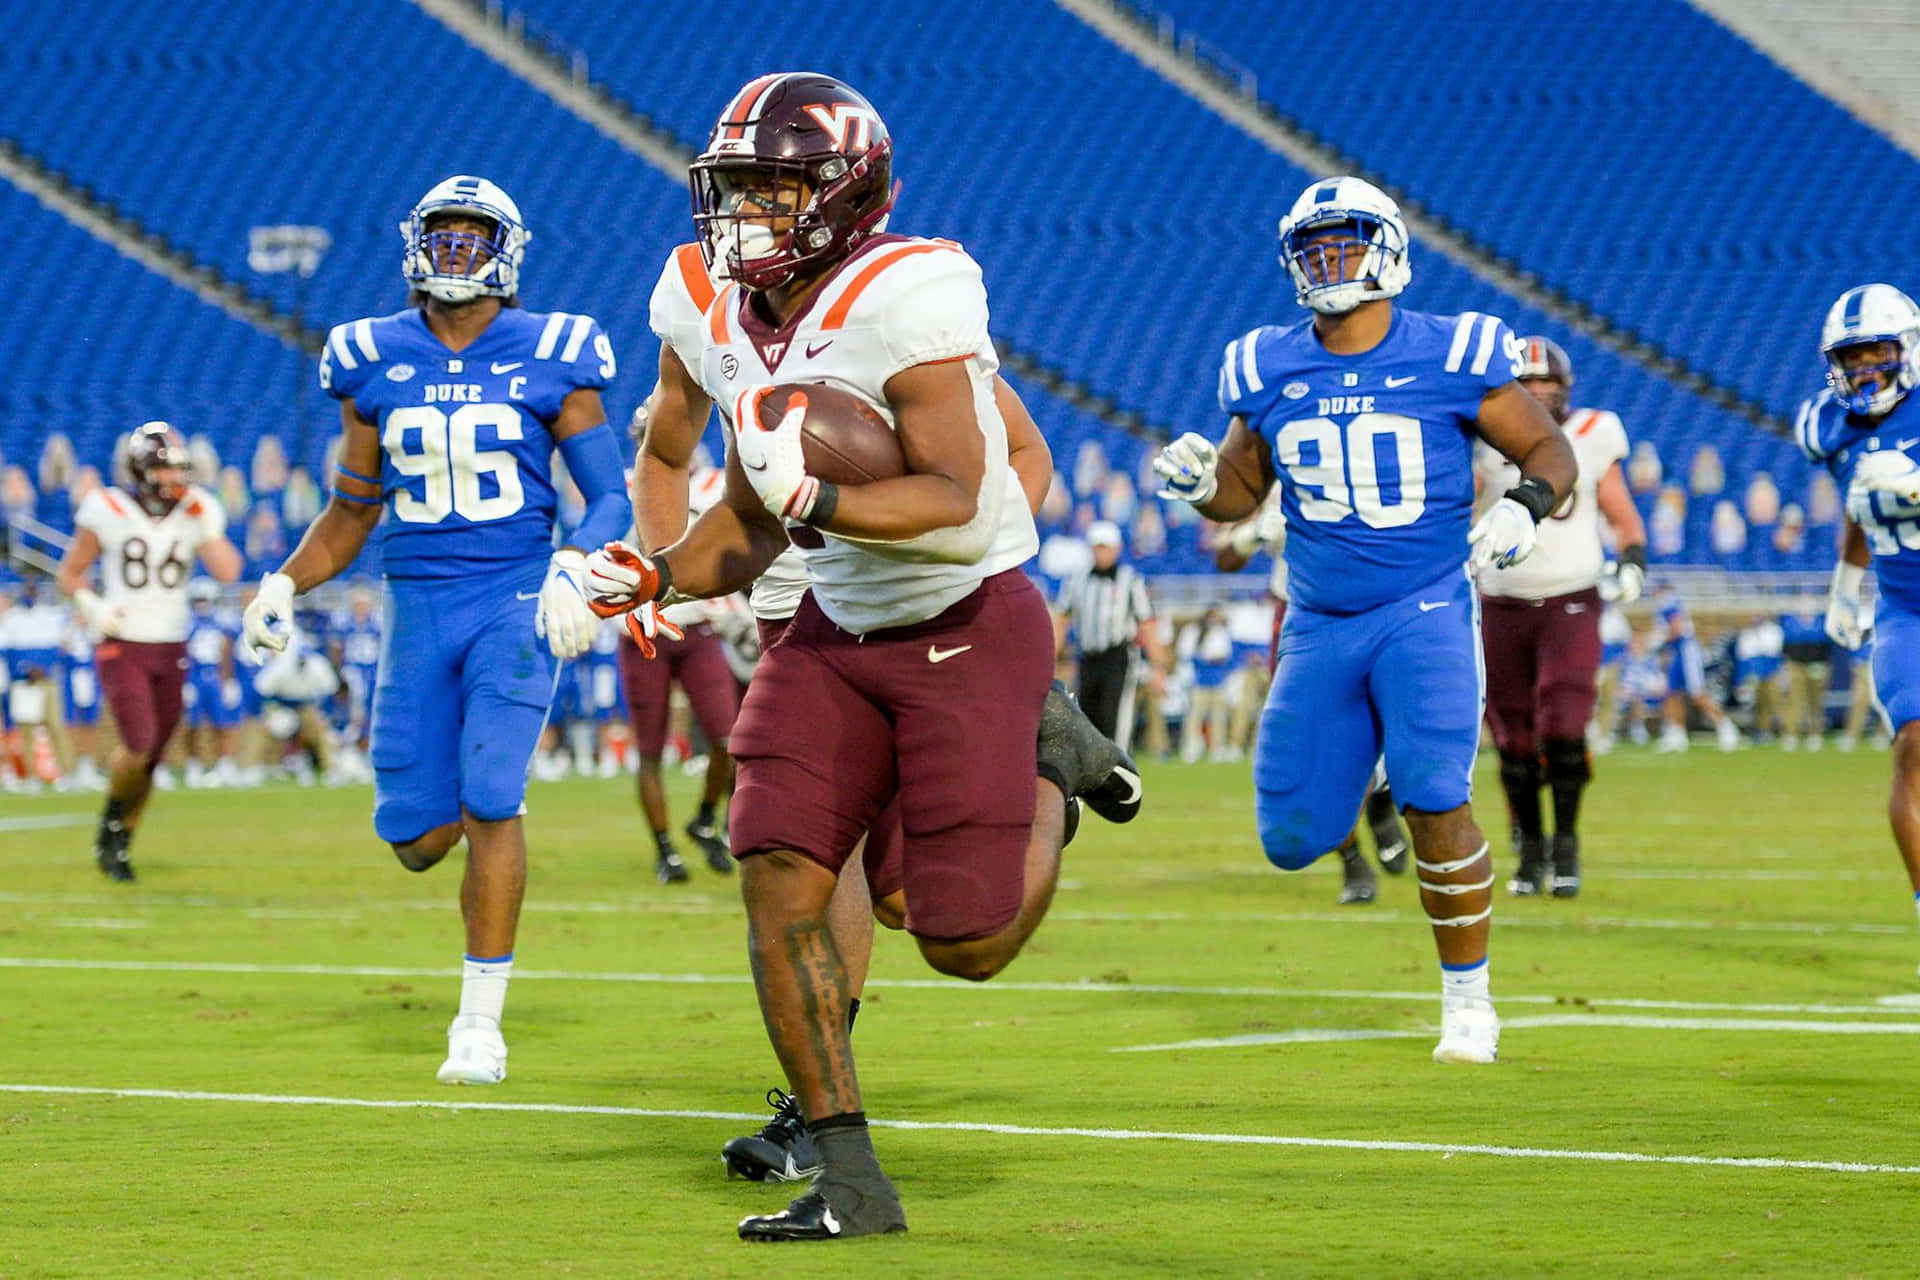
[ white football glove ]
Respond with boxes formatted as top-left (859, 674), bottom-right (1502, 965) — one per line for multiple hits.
top-left (1152, 432), bottom-right (1220, 504)
top-left (534, 550), bottom-right (597, 660)
top-left (1850, 449), bottom-right (1920, 516)
top-left (70, 588), bottom-right (122, 638)
top-left (1468, 497), bottom-right (1538, 573)
top-left (732, 385), bottom-right (825, 522)
top-left (1599, 557), bottom-right (1646, 604)
top-left (1825, 561), bottom-right (1872, 650)
top-left (241, 572), bottom-right (296, 658)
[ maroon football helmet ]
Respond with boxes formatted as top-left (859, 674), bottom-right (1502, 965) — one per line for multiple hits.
top-left (124, 420), bottom-right (189, 517)
top-left (691, 72), bottom-right (895, 291)
top-left (1516, 335), bottom-right (1574, 422)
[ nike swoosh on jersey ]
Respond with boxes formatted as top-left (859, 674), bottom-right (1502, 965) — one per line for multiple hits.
top-left (1899, 437), bottom-right (1920, 450)
top-left (515, 590), bottom-right (541, 601)
top-left (927, 644), bottom-right (972, 663)
top-left (1385, 375), bottom-right (1418, 388)
top-left (491, 361), bottom-right (525, 374)
top-left (1418, 600), bottom-right (1449, 612)
top-left (805, 340), bottom-right (833, 358)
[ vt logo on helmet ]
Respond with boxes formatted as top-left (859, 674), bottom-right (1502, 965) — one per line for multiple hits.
top-left (691, 72), bottom-right (896, 291)
top-left (1277, 177), bottom-right (1412, 316)
top-left (1822, 283), bottom-right (1920, 418)
top-left (400, 175), bottom-right (530, 304)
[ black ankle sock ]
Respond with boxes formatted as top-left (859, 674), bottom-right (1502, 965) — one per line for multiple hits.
top-left (1498, 751), bottom-right (1545, 840)
top-left (102, 797), bottom-right (127, 829)
top-left (654, 830), bottom-right (673, 852)
top-left (695, 801), bottom-right (716, 828)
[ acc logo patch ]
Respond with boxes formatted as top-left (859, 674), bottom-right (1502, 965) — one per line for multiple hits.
top-left (721, 353), bottom-right (740, 380)
top-left (386, 364), bottom-right (415, 383)
top-left (1282, 381), bottom-right (1310, 400)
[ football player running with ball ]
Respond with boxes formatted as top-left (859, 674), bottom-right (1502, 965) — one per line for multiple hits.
top-left (587, 73), bottom-right (1140, 1241)
top-left (1154, 177), bottom-right (1575, 1065)
top-left (241, 176), bottom-right (631, 1086)
top-left (1796, 283), bottom-right (1920, 973)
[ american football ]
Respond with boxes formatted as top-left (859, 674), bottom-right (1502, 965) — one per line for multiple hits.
top-left (754, 382), bottom-right (906, 485)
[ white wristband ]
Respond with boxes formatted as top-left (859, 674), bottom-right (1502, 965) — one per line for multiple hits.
top-left (1832, 561), bottom-right (1866, 601)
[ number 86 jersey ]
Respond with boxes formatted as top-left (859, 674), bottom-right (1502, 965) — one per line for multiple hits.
top-left (73, 485), bottom-right (228, 643)
top-left (320, 306), bottom-right (616, 580)
top-left (1219, 308), bottom-right (1523, 615)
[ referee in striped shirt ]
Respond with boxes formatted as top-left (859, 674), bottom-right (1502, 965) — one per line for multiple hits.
top-left (1055, 522), bottom-right (1162, 749)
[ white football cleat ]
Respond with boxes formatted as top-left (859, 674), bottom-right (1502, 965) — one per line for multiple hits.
top-left (437, 1014), bottom-right (508, 1085)
top-left (1433, 995), bottom-right (1500, 1064)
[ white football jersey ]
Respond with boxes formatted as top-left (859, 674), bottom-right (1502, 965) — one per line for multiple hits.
top-left (1475, 407), bottom-right (1629, 600)
top-left (650, 243), bottom-right (811, 622)
top-left (74, 485), bottom-right (227, 643)
top-left (688, 235), bottom-right (1038, 634)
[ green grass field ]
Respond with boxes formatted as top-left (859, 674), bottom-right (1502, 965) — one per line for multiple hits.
top-left (4, 745), bottom-right (1918, 1278)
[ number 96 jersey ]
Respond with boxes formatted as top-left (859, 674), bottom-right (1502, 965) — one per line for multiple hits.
top-left (74, 485), bottom-right (228, 643)
top-left (1220, 309), bottom-right (1523, 615)
top-left (320, 307), bottom-right (616, 580)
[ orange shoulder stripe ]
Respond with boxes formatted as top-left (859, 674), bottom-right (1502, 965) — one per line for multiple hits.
top-left (674, 243), bottom-right (717, 314)
top-left (1571, 408), bottom-right (1600, 437)
top-left (101, 490), bottom-right (130, 519)
top-left (819, 242), bottom-right (959, 332)
top-left (707, 283), bottom-right (736, 345)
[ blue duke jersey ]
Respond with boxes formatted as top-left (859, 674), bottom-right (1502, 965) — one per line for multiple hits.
top-left (185, 613), bottom-right (233, 677)
top-left (1797, 388), bottom-right (1920, 612)
top-left (1219, 309), bottom-right (1526, 614)
top-left (319, 308), bottom-right (615, 578)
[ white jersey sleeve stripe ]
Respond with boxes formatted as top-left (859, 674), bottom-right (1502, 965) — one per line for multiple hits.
top-left (1240, 330), bottom-right (1264, 393)
top-left (351, 318), bottom-right (379, 363)
top-left (1222, 339), bottom-right (1243, 403)
top-left (328, 325), bottom-right (359, 371)
top-left (560, 314), bottom-right (594, 363)
top-left (1469, 314), bottom-right (1501, 376)
top-left (534, 312), bottom-right (569, 360)
top-left (1444, 312), bottom-right (1480, 373)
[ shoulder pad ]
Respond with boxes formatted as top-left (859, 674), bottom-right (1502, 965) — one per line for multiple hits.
top-left (1794, 390), bottom-right (1843, 460)
top-left (816, 238), bottom-right (978, 333)
top-left (1218, 325), bottom-right (1289, 415)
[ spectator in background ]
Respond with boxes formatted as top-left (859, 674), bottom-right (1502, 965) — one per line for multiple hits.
top-left (250, 435), bottom-right (288, 504)
top-left (1, 464), bottom-right (33, 527)
top-left (245, 505), bottom-right (287, 578)
top-left (1733, 613), bottom-right (1784, 742)
top-left (216, 465), bottom-right (250, 522)
top-left (1779, 596), bottom-right (1832, 750)
top-left (1654, 588), bottom-right (1740, 752)
top-left (1651, 486), bottom-right (1686, 557)
top-left (1689, 443), bottom-right (1724, 497)
top-left (1710, 499), bottom-right (1747, 559)
top-left (1176, 605), bottom-right (1236, 762)
top-left (1806, 471), bottom-right (1842, 528)
top-left (281, 466), bottom-right (321, 532)
top-left (1627, 439), bottom-right (1663, 495)
top-left (1053, 520), bottom-right (1164, 749)
top-left (188, 434), bottom-right (221, 487)
top-left (1773, 503), bottom-right (1806, 560)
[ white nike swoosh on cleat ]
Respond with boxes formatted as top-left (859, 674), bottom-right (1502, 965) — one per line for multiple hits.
top-left (927, 644), bottom-right (972, 663)
top-left (1418, 600), bottom-right (1449, 612)
top-left (491, 361), bottom-right (524, 374)
top-left (821, 1208), bottom-right (842, 1236)
top-left (1107, 768), bottom-right (1142, 804)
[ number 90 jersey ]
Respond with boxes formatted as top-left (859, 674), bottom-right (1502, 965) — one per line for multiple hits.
top-left (1219, 309), bottom-right (1523, 615)
top-left (74, 485), bottom-right (227, 642)
top-left (320, 307), bottom-right (616, 580)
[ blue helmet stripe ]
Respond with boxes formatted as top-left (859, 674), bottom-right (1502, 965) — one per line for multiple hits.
top-left (1843, 287), bottom-right (1866, 330)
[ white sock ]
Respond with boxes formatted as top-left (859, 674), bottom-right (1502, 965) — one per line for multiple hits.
top-left (1442, 958), bottom-right (1490, 1003)
top-left (459, 953), bottom-right (513, 1026)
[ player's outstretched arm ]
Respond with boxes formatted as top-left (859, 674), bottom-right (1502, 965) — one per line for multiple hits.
top-left (645, 439), bottom-right (791, 602)
top-left (1154, 417), bottom-right (1272, 524)
top-left (55, 527), bottom-right (117, 633)
top-left (997, 375), bottom-right (1053, 517)
top-left (197, 536), bottom-right (242, 584)
top-left (1474, 382), bottom-right (1577, 504)
top-left (633, 345), bottom-right (715, 550)
top-left (276, 403), bottom-right (384, 593)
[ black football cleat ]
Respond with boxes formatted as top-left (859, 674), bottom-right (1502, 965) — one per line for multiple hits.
top-left (1507, 833), bottom-right (1546, 897)
top-left (722, 1089), bottom-right (823, 1183)
top-left (1549, 832), bottom-right (1581, 898)
top-left (1060, 796), bottom-right (1082, 849)
top-left (94, 820), bottom-right (135, 883)
top-left (655, 843), bottom-right (690, 885)
top-left (1037, 683), bottom-right (1141, 824)
top-left (1366, 793), bottom-right (1410, 875)
top-left (1336, 841), bottom-right (1376, 905)
top-left (684, 817), bottom-right (735, 874)
top-left (738, 1182), bottom-right (908, 1242)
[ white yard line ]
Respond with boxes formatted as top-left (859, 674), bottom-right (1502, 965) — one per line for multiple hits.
top-left (3, 956), bottom-right (1917, 1018)
top-left (3, 1082), bottom-right (1915, 1177)
top-left (0, 813), bottom-right (95, 832)
top-left (1119, 1013), bottom-right (1920, 1053)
